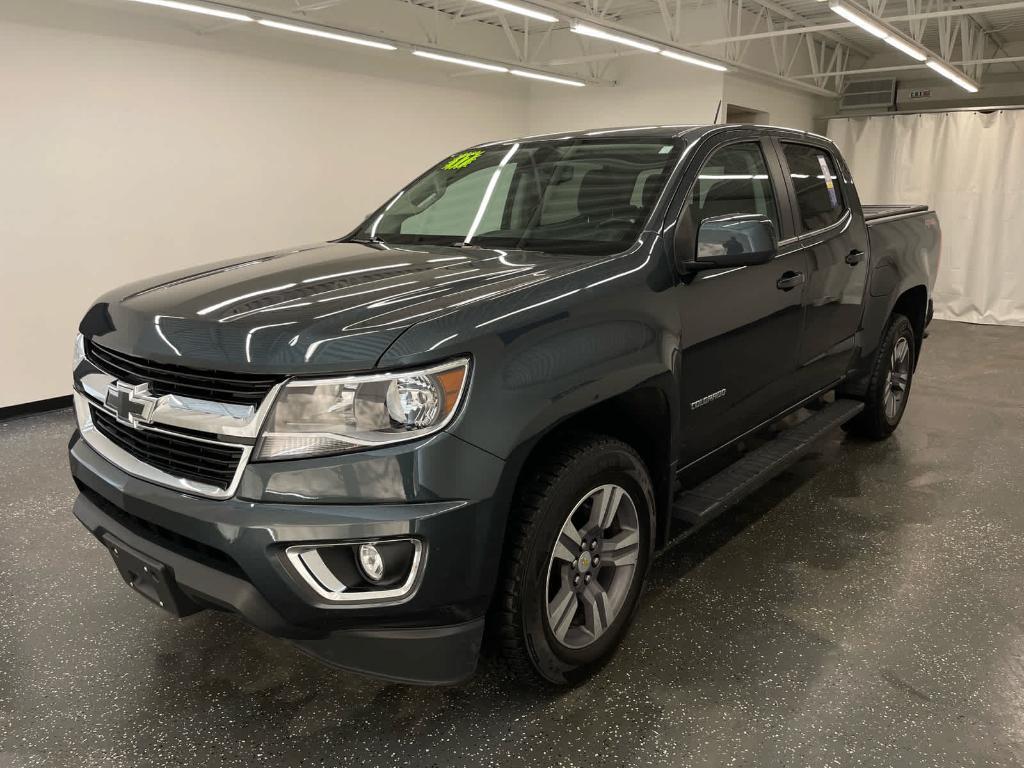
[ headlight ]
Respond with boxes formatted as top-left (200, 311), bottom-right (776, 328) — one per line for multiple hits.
top-left (73, 333), bottom-right (85, 370)
top-left (255, 358), bottom-right (470, 460)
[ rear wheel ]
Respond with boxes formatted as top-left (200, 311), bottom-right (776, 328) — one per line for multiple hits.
top-left (844, 312), bottom-right (916, 439)
top-left (495, 435), bottom-right (653, 686)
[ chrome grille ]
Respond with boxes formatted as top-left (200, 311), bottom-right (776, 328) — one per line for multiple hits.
top-left (90, 406), bottom-right (243, 491)
top-left (86, 341), bottom-right (279, 406)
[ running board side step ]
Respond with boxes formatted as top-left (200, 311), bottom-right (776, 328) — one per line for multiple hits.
top-left (671, 398), bottom-right (864, 526)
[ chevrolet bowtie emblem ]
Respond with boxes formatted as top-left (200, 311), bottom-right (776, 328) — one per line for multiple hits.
top-left (105, 381), bottom-right (158, 427)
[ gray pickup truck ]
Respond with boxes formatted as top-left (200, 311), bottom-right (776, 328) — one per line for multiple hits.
top-left (69, 125), bottom-right (940, 685)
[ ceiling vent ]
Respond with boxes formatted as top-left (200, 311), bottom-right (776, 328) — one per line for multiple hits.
top-left (839, 78), bottom-right (897, 111)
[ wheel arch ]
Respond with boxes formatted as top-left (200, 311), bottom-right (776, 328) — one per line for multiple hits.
top-left (495, 375), bottom-right (678, 557)
top-left (844, 281), bottom-right (929, 398)
top-left (891, 284), bottom-right (928, 366)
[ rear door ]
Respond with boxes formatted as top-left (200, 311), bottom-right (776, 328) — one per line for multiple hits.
top-left (671, 135), bottom-right (810, 465)
top-left (774, 139), bottom-right (869, 392)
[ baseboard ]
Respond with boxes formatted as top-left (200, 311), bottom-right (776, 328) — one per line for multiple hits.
top-left (0, 395), bottom-right (73, 422)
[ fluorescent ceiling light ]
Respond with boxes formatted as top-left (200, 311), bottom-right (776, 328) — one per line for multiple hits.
top-left (660, 49), bottom-right (728, 72)
top-left (829, 1), bottom-right (888, 39)
top-left (829, 1), bottom-right (930, 63)
top-left (124, 0), bottom-right (253, 22)
top-left (413, 50), bottom-right (509, 72)
top-left (468, 0), bottom-right (559, 23)
top-left (927, 60), bottom-right (980, 92)
top-left (510, 69), bottom-right (585, 86)
top-left (883, 34), bottom-right (927, 61)
top-left (258, 20), bottom-right (397, 49)
top-left (570, 21), bottom-right (660, 53)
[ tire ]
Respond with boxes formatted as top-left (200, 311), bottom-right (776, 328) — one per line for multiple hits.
top-left (843, 312), bottom-right (916, 440)
top-left (494, 434), bottom-right (654, 686)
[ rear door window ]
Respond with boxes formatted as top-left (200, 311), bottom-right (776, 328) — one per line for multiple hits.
top-left (781, 143), bottom-right (845, 232)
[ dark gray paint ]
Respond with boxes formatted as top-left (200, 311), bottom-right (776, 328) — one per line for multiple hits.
top-left (6, 320), bottom-right (1024, 766)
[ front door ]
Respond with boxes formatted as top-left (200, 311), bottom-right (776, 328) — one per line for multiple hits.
top-left (673, 138), bottom-right (809, 465)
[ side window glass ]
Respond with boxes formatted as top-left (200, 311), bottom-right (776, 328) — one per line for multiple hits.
top-left (684, 142), bottom-right (779, 231)
top-left (781, 143), bottom-right (845, 232)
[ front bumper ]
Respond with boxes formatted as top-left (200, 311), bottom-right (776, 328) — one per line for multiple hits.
top-left (69, 429), bottom-right (509, 685)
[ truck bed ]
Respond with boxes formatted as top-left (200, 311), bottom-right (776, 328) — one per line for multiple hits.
top-left (863, 204), bottom-right (929, 222)
top-left (864, 205), bottom-right (941, 303)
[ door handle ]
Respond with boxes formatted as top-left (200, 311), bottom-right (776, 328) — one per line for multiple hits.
top-left (776, 271), bottom-right (805, 291)
top-left (845, 249), bottom-right (865, 266)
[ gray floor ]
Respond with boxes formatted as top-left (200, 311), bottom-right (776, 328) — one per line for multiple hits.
top-left (2, 319), bottom-right (1023, 768)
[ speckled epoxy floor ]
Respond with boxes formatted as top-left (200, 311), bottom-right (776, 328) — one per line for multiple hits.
top-left (2, 319), bottom-right (1023, 768)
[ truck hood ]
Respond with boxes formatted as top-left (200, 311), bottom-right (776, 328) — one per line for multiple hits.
top-left (81, 241), bottom-right (594, 374)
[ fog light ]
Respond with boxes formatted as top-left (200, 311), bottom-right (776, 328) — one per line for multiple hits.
top-left (358, 543), bottom-right (385, 583)
top-left (286, 539), bottom-right (421, 602)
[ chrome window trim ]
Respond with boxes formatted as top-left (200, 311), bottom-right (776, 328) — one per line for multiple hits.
top-left (797, 207), bottom-right (853, 249)
top-left (285, 539), bottom-right (424, 605)
top-left (74, 390), bottom-right (252, 500)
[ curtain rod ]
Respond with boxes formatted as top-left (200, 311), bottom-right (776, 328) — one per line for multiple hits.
top-left (824, 103), bottom-right (1024, 119)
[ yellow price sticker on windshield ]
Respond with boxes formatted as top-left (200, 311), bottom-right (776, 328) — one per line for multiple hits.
top-left (443, 151), bottom-right (484, 170)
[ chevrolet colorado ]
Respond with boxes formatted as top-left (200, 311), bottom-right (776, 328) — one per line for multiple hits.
top-left (69, 125), bottom-right (940, 686)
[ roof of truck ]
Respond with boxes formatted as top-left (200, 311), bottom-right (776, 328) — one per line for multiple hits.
top-left (474, 124), bottom-right (831, 147)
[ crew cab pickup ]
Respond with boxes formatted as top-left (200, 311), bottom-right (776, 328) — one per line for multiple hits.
top-left (69, 125), bottom-right (940, 685)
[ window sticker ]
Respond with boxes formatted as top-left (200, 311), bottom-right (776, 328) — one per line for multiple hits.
top-left (817, 153), bottom-right (838, 208)
top-left (443, 151), bottom-right (484, 171)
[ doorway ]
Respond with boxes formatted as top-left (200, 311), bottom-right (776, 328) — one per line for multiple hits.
top-left (726, 104), bottom-right (770, 125)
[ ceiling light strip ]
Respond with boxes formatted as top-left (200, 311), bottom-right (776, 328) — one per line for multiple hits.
top-left (829, 1), bottom-right (888, 39)
top-left (828, 0), bottom-right (978, 90)
top-left (883, 34), bottom-right (927, 62)
top-left (926, 60), bottom-right (980, 92)
top-left (660, 49), bottom-right (728, 72)
top-left (258, 20), bottom-right (397, 50)
top-left (510, 69), bottom-right (585, 86)
top-left (412, 50), bottom-right (509, 72)
top-left (570, 21), bottom-right (661, 53)
top-left (570, 19), bottom-right (729, 71)
top-left (467, 0), bottom-right (559, 23)
top-left (121, 0), bottom-right (592, 86)
top-left (124, 0), bottom-right (253, 21)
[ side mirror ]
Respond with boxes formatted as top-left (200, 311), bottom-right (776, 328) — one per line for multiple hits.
top-left (690, 214), bottom-right (777, 270)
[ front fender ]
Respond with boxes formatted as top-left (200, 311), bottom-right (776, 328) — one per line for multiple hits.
top-left (377, 244), bottom-right (680, 462)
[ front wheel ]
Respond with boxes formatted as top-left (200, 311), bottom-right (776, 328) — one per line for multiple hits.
top-left (844, 312), bottom-right (916, 439)
top-left (494, 435), bottom-right (654, 686)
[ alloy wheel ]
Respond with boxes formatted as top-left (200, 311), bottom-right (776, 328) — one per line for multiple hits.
top-left (544, 484), bottom-right (641, 650)
top-left (884, 335), bottom-right (912, 421)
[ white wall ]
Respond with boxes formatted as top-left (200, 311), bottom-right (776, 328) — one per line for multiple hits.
top-left (0, 4), bottom-right (529, 408)
top-left (724, 75), bottom-right (834, 133)
top-left (525, 53), bottom-right (725, 134)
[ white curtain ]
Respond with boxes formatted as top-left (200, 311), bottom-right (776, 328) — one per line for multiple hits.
top-left (828, 110), bottom-right (1024, 326)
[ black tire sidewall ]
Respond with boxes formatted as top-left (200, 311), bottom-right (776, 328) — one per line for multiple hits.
top-left (882, 320), bottom-right (916, 427)
top-left (517, 441), bottom-right (654, 685)
top-left (848, 313), bottom-right (916, 439)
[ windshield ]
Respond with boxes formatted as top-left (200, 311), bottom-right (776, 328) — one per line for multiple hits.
top-left (351, 138), bottom-right (683, 256)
